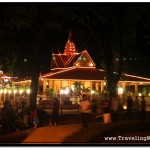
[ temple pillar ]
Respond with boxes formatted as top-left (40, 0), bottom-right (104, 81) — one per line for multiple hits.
top-left (43, 80), bottom-right (46, 93)
top-left (68, 80), bottom-right (71, 90)
top-left (90, 81), bottom-right (93, 90)
top-left (122, 82), bottom-right (126, 91)
top-left (60, 80), bottom-right (62, 89)
top-left (135, 82), bottom-right (138, 95)
top-left (101, 81), bottom-right (104, 92)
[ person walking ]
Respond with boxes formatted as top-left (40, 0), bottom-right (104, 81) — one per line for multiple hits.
top-left (31, 108), bottom-right (39, 128)
top-left (141, 95), bottom-right (146, 120)
top-left (79, 94), bottom-right (91, 127)
top-left (49, 97), bottom-right (60, 126)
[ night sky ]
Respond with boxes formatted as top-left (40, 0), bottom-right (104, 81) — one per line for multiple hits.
top-left (0, 2), bottom-right (150, 78)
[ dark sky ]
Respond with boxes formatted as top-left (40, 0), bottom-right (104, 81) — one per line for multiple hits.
top-left (0, 2), bottom-right (150, 78)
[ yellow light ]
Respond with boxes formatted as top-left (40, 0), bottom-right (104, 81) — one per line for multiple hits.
top-left (4, 89), bottom-right (7, 94)
top-left (19, 89), bottom-right (23, 94)
top-left (60, 89), bottom-right (64, 94)
top-left (26, 89), bottom-right (30, 94)
top-left (123, 105), bottom-right (127, 110)
top-left (64, 87), bottom-right (69, 94)
top-left (14, 89), bottom-right (17, 94)
top-left (138, 93), bottom-right (142, 96)
top-left (8, 90), bottom-right (12, 94)
top-left (0, 89), bottom-right (3, 94)
top-left (89, 63), bottom-right (93, 66)
top-left (91, 90), bottom-right (95, 94)
top-left (118, 87), bottom-right (123, 94)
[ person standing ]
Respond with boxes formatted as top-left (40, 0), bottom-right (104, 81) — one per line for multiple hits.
top-left (79, 94), bottom-right (91, 127)
top-left (91, 99), bottom-right (98, 124)
top-left (111, 94), bottom-right (119, 121)
top-left (134, 96), bottom-right (139, 111)
top-left (49, 97), bottom-right (60, 126)
top-left (127, 95), bottom-right (133, 120)
top-left (102, 94), bottom-right (111, 124)
top-left (31, 108), bottom-right (39, 128)
top-left (141, 95), bottom-right (146, 120)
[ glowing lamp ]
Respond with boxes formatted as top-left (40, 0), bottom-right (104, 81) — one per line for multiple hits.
top-left (13, 90), bottom-right (17, 94)
top-left (60, 89), bottom-right (64, 94)
top-left (91, 90), bottom-right (95, 94)
top-left (138, 93), bottom-right (142, 96)
top-left (8, 90), bottom-right (12, 94)
top-left (4, 89), bottom-right (7, 94)
top-left (64, 87), bottom-right (69, 94)
top-left (118, 87), bottom-right (123, 94)
top-left (123, 105), bottom-right (127, 110)
top-left (89, 63), bottom-right (93, 67)
top-left (19, 89), bottom-right (23, 94)
top-left (26, 89), bottom-right (30, 94)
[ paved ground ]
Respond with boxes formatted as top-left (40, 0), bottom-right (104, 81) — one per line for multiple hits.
top-left (0, 123), bottom-right (82, 144)
top-left (0, 108), bottom-right (150, 145)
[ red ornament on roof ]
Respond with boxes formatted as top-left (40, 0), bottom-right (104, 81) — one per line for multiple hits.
top-left (64, 30), bottom-right (77, 56)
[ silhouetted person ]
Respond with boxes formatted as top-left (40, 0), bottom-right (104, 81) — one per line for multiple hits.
top-left (127, 96), bottom-right (133, 120)
top-left (134, 96), bottom-right (139, 111)
top-left (39, 97), bottom-right (42, 105)
top-left (1, 100), bottom-right (21, 130)
top-left (111, 94), bottom-right (119, 121)
top-left (49, 97), bottom-right (60, 126)
top-left (91, 99), bottom-right (98, 124)
top-left (141, 95), bottom-right (146, 120)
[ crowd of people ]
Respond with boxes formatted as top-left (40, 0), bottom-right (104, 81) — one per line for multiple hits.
top-left (0, 93), bottom-right (147, 132)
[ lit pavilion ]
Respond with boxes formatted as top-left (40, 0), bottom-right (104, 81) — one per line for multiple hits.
top-left (38, 31), bottom-right (150, 96)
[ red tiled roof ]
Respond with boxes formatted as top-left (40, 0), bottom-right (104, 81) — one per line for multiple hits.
top-left (51, 54), bottom-right (69, 68)
top-left (42, 67), bottom-right (150, 82)
top-left (42, 67), bottom-right (105, 80)
top-left (66, 53), bottom-right (82, 67)
top-left (121, 74), bottom-right (150, 82)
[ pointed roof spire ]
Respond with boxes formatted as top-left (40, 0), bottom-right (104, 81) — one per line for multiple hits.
top-left (68, 30), bottom-right (73, 42)
top-left (64, 30), bottom-right (77, 56)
